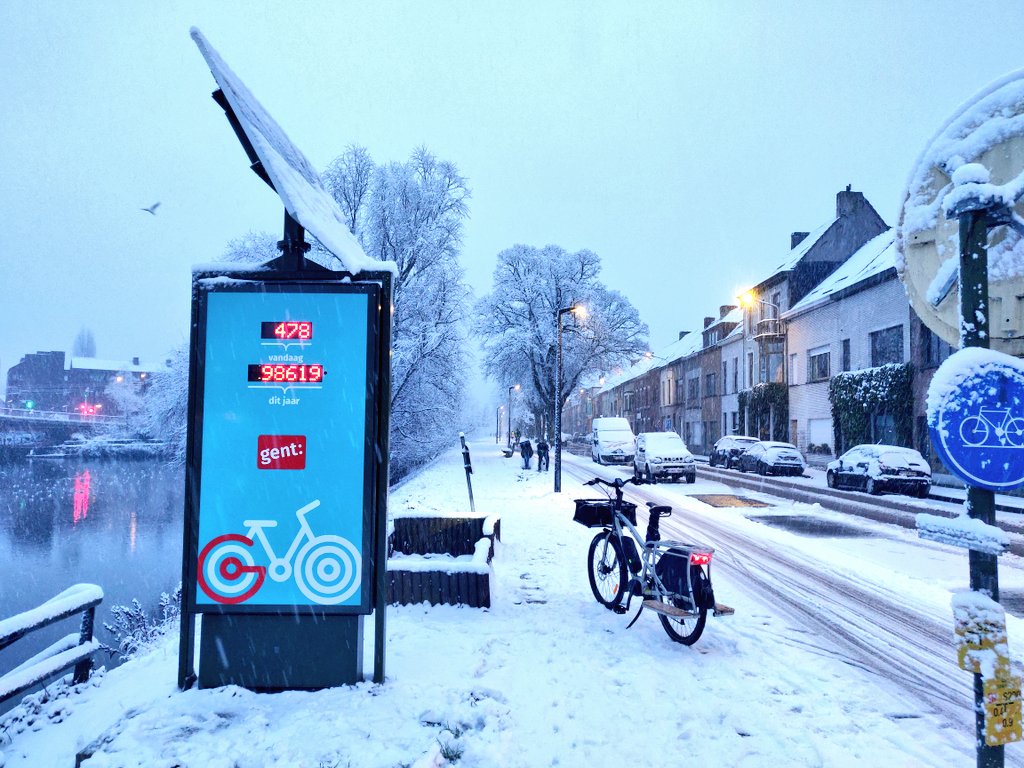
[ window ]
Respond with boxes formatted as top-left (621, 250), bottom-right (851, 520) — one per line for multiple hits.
top-left (687, 376), bottom-right (700, 402)
top-left (705, 372), bottom-right (717, 397)
top-left (723, 362), bottom-right (728, 394)
top-left (731, 411), bottom-right (739, 432)
top-left (732, 357), bottom-right (738, 393)
top-left (789, 353), bottom-right (798, 383)
top-left (921, 325), bottom-right (954, 368)
top-left (870, 325), bottom-right (904, 367)
top-left (747, 352), bottom-right (754, 389)
top-left (841, 339), bottom-right (851, 372)
top-left (808, 347), bottom-right (830, 382)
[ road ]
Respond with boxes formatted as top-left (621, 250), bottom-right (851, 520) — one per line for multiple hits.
top-left (562, 454), bottom-right (1024, 762)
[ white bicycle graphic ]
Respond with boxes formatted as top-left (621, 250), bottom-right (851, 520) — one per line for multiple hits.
top-left (198, 499), bottom-right (361, 606)
top-left (958, 407), bottom-right (1024, 448)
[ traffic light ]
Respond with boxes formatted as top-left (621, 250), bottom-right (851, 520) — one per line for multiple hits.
top-left (24, 400), bottom-right (35, 410)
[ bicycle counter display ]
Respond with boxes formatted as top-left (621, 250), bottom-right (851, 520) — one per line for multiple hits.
top-left (190, 281), bottom-right (378, 612)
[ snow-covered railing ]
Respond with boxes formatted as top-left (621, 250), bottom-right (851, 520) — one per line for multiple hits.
top-left (0, 583), bottom-right (103, 705)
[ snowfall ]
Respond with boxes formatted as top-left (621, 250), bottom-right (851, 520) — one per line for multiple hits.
top-left (1, 439), bottom-right (1022, 768)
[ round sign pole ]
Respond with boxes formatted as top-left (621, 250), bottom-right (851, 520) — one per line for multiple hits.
top-left (958, 199), bottom-right (1003, 768)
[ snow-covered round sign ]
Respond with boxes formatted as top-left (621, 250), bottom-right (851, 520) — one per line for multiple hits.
top-left (928, 347), bottom-right (1024, 491)
top-left (897, 69), bottom-right (1024, 357)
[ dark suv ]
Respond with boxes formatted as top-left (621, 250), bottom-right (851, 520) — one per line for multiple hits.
top-left (708, 436), bottom-right (759, 469)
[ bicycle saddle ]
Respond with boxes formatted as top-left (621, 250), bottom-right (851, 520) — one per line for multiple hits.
top-left (646, 504), bottom-right (672, 517)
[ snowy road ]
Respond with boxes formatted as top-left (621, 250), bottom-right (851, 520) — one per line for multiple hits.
top-left (562, 454), bottom-right (1024, 761)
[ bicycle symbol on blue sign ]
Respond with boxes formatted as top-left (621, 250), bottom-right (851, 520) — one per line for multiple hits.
top-left (930, 358), bottom-right (1024, 492)
top-left (958, 408), bottom-right (1024, 448)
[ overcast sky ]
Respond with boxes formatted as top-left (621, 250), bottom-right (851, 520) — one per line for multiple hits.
top-left (4, 2), bottom-right (1024, 395)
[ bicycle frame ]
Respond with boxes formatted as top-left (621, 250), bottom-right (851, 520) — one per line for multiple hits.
top-left (243, 499), bottom-right (321, 582)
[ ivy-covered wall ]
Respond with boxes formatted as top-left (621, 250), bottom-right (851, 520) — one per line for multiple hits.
top-left (829, 363), bottom-right (913, 452)
top-left (737, 382), bottom-right (788, 441)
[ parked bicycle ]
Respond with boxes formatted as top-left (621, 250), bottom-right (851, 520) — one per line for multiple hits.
top-left (574, 476), bottom-right (733, 645)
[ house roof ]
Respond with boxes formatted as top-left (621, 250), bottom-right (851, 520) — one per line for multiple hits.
top-left (756, 220), bottom-right (834, 287)
top-left (596, 330), bottom-right (704, 394)
top-left (783, 230), bottom-right (895, 319)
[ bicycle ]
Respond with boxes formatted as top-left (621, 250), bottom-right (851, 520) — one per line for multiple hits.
top-left (574, 476), bottom-right (733, 645)
top-left (197, 499), bottom-right (362, 606)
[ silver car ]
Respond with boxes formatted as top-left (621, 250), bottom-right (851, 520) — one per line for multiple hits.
top-left (633, 432), bottom-right (696, 483)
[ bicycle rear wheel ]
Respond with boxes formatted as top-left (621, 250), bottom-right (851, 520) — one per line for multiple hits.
top-left (588, 531), bottom-right (627, 609)
top-left (657, 565), bottom-right (710, 645)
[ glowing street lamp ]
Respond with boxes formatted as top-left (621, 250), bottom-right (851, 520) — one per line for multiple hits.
top-left (555, 303), bottom-right (586, 492)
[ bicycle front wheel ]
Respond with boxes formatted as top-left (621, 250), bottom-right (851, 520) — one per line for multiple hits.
top-left (588, 531), bottom-right (627, 609)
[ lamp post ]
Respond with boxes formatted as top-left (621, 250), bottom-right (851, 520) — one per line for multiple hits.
top-left (555, 304), bottom-right (586, 492)
top-left (507, 384), bottom-right (519, 449)
top-left (496, 405), bottom-right (502, 444)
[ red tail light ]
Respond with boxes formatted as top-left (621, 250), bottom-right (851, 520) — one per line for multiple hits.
top-left (690, 552), bottom-right (712, 566)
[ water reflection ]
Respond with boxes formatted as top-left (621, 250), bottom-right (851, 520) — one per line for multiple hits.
top-left (73, 469), bottom-right (91, 524)
top-left (0, 458), bottom-right (183, 683)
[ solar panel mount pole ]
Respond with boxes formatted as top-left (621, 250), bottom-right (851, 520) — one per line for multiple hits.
top-left (278, 210), bottom-right (310, 272)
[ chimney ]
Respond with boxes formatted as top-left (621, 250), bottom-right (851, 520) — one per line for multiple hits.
top-left (703, 316), bottom-right (714, 329)
top-left (678, 331), bottom-right (690, 340)
top-left (132, 357), bottom-right (140, 366)
top-left (791, 232), bottom-right (809, 249)
top-left (719, 304), bottom-right (736, 319)
top-left (836, 185), bottom-right (867, 218)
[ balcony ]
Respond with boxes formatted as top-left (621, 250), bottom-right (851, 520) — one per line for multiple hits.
top-left (753, 317), bottom-right (785, 339)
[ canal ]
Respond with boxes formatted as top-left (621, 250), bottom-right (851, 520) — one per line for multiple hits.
top-left (0, 457), bottom-right (183, 686)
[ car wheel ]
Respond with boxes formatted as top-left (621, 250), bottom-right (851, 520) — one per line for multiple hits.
top-left (866, 477), bottom-right (878, 495)
top-left (686, 473), bottom-right (696, 484)
top-left (757, 462), bottom-right (767, 476)
top-left (646, 464), bottom-right (656, 484)
top-left (916, 484), bottom-right (930, 499)
top-left (826, 470), bottom-right (837, 488)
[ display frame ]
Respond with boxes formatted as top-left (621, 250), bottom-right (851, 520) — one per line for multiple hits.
top-left (182, 274), bottom-right (383, 618)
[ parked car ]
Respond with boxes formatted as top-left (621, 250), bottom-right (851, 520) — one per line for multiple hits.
top-left (633, 432), bottom-right (696, 483)
top-left (591, 417), bottom-right (636, 465)
top-left (826, 445), bottom-right (931, 498)
top-left (735, 441), bottom-right (807, 476)
top-left (708, 435), bottom-right (759, 469)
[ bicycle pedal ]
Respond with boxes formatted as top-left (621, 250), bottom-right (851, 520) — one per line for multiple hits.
top-left (612, 604), bottom-right (628, 615)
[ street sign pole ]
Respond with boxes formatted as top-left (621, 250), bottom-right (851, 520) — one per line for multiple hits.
top-left (958, 203), bottom-right (1003, 768)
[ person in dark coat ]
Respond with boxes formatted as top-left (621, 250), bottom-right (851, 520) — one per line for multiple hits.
top-left (520, 438), bottom-right (534, 469)
top-left (536, 438), bottom-right (550, 472)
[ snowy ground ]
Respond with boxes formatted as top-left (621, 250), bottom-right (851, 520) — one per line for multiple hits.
top-left (0, 439), bottom-right (1011, 767)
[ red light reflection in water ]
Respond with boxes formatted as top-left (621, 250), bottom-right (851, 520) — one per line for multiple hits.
top-left (73, 470), bottom-right (91, 524)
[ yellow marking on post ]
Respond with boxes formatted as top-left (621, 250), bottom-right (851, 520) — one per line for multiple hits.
top-left (984, 675), bottom-right (1023, 746)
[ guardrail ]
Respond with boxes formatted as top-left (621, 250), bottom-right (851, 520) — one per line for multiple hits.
top-left (0, 407), bottom-right (124, 425)
top-left (0, 584), bottom-right (104, 706)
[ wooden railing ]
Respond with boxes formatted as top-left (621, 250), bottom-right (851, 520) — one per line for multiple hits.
top-left (0, 584), bottom-right (103, 705)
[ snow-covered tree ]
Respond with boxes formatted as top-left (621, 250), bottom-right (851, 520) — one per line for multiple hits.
top-left (138, 343), bottom-right (189, 461)
top-left (475, 244), bottom-right (647, 436)
top-left (104, 376), bottom-right (146, 437)
top-left (222, 230), bottom-right (278, 264)
top-left (322, 146), bottom-right (472, 480)
top-left (72, 327), bottom-right (97, 357)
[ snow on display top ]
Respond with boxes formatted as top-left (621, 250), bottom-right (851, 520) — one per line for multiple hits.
top-left (897, 68), bottom-right (1024, 354)
top-left (190, 28), bottom-right (394, 277)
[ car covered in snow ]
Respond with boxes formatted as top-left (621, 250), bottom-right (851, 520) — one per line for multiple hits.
top-left (591, 417), bottom-right (636, 465)
top-left (826, 445), bottom-right (931, 498)
top-left (735, 440), bottom-right (807, 476)
top-left (633, 432), bottom-right (696, 483)
top-left (708, 435), bottom-right (759, 469)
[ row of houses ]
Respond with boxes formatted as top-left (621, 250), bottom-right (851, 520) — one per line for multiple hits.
top-left (562, 186), bottom-right (954, 465)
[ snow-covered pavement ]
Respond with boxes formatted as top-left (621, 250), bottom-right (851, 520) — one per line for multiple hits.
top-left (1, 438), bottom-right (1016, 767)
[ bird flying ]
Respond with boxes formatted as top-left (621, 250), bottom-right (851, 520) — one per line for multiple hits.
top-left (141, 202), bottom-right (161, 215)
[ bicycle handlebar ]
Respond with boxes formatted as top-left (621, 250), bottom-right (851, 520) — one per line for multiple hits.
top-left (585, 476), bottom-right (644, 489)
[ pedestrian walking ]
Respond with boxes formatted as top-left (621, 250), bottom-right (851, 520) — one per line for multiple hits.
top-left (520, 438), bottom-right (534, 470)
top-left (536, 437), bottom-right (550, 472)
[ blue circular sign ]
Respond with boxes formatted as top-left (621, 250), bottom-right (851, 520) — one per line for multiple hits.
top-left (929, 350), bottom-right (1024, 491)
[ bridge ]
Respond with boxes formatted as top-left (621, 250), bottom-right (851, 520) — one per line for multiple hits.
top-left (0, 407), bottom-right (125, 452)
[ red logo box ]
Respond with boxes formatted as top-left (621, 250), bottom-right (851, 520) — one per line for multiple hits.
top-left (257, 435), bottom-right (307, 470)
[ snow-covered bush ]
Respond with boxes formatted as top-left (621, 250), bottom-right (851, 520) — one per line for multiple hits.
top-left (101, 585), bottom-right (181, 662)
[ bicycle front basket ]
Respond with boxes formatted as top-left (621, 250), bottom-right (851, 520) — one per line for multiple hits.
top-left (572, 498), bottom-right (637, 527)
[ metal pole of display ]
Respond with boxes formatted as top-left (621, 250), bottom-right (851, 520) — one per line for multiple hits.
top-left (372, 270), bottom-right (393, 685)
top-left (957, 203), bottom-right (1003, 768)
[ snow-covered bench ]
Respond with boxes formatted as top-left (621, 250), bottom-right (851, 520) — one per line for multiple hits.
top-left (386, 513), bottom-right (500, 608)
top-left (0, 584), bottom-right (103, 706)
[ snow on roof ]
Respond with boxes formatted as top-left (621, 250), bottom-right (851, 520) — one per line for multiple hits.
top-left (597, 331), bottom-right (704, 394)
top-left (784, 230), bottom-right (896, 319)
top-left (764, 220), bottom-right (834, 277)
top-left (68, 357), bottom-right (168, 374)
top-left (190, 29), bottom-right (395, 277)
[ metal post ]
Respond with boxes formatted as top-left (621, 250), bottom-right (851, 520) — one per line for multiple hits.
top-left (460, 433), bottom-right (475, 513)
top-left (496, 407), bottom-right (500, 444)
top-left (959, 206), bottom-right (1003, 768)
top-left (507, 386), bottom-right (514, 449)
top-left (555, 310), bottom-right (565, 493)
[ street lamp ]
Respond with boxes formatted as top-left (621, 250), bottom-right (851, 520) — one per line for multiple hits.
top-left (496, 405), bottom-right (503, 444)
top-left (555, 303), bottom-right (587, 492)
top-left (507, 384), bottom-right (520, 448)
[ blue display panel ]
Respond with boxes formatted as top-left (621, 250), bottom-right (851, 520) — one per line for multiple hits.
top-left (192, 284), bottom-right (374, 611)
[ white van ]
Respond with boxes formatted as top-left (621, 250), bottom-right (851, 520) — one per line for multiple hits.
top-left (591, 417), bottom-right (636, 465)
